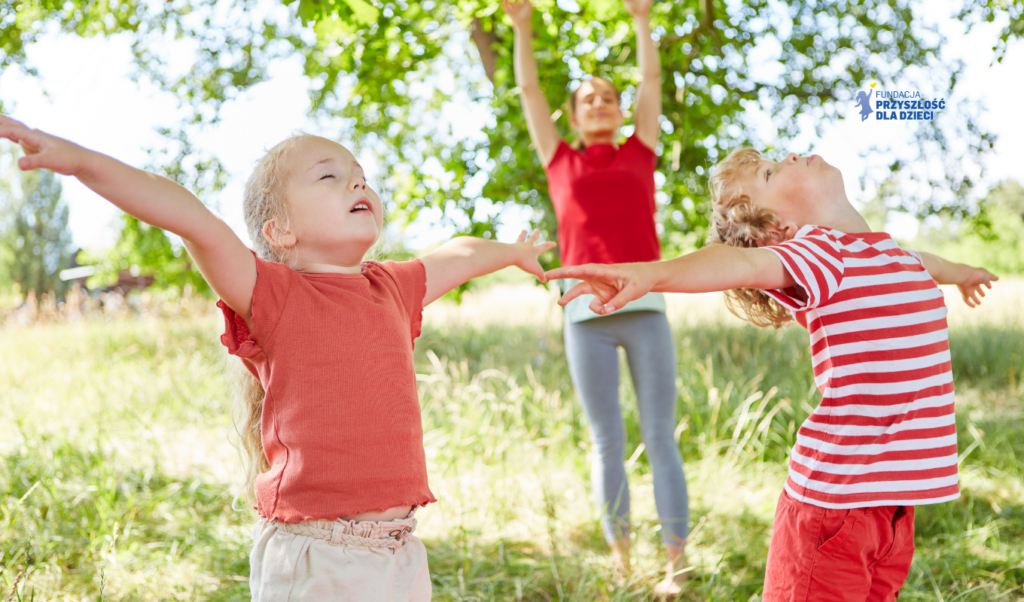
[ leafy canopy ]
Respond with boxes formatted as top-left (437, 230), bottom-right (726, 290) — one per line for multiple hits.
top-left (2, 0), bottom-right (1020, 289)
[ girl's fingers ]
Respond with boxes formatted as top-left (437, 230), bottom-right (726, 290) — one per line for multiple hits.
top-left (523, 260), bottom-right (546, 283)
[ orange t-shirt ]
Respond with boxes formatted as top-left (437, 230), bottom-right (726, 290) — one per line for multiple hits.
top-left (217, 254), bottom-right (436, 522)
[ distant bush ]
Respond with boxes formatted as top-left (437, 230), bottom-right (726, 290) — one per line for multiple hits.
top-left (910, 179), bottom-right (1024, 275)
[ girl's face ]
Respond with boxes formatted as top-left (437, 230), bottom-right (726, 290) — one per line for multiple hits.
top-left (274, 136), bottom-right (383, 267)
top-left (570, 79), bottom-right (623, 139)
top-left (742, 152), bottom-right (846, 241)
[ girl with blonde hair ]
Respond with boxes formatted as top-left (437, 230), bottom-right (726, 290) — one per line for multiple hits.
top-left (0, 115), bottom-right (555, 601)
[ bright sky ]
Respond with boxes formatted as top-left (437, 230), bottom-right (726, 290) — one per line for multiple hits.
top-left (0, 4), bottom-right (1021, 252)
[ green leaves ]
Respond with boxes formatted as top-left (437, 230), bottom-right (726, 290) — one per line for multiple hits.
top-left (0, 151), bottom-right (75, 296)
top-left (288, 0), bottom-right (380, 27)
top-left (1, 0), bottom-right (1019, 292)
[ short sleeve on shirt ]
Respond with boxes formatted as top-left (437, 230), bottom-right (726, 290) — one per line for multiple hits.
top-left (373, 258), bottom-right (427, 343)
top-left (217, 252), bottom-right (294, 358)
top-left (763, 226), bottom-right (845, 311)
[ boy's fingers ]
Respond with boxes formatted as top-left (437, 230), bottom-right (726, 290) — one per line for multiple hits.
top-left (558, 282), bottom-right (594, 306)
top-left (516, 229), bottom-right (528, 243)
top-left (526, 228), bottom-right (540, 243)
top-left (544, 267), bottom-right (573, 280)
top-left (561, 263), bottom-right (612, 282)
top-left (537, 241), bottom-right (557, 253)
top-left (600, 286), bottom-right (639, 315)
top-left (17, 152), bottom-right (48, 171)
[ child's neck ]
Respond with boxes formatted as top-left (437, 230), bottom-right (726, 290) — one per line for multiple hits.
top-left (292, 249), bottom-right (369, 274)
top-left (297, 261), bottom-right (364, 274)
top-left (811, 197), bottom-right (873, 235)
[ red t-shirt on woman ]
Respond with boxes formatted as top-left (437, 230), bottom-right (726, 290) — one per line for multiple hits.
top-left (218, 254), bottom-right (436, 522)
top-left (544, 135), bottom-right (661, 266)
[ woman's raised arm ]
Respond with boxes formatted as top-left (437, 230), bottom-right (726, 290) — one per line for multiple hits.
top-left (0, 115), bottom-right (258, 323)
top-left (503, 0), bottom-right (561, 167)
top-left (626, 0), bottom-right (662, 151)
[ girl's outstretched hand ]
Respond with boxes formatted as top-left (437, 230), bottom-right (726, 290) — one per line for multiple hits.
top-left (623, 0), bottom-right (653, 20)
top-left (957, 267), bottom-right (998, 308)
top-left (502, 0), bottom-right (533, 28)
top-left (0, 115), bottom-right (88, 176)
top-left (545, 262), bottom-right (656, 315)
top-left (513, 229), bottom-right (557, 282)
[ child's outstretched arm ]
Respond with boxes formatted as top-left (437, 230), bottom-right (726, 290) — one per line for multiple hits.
top-left (916, 251), bottom-right (998, 308)
top-left (625, 0), bottom-right (661, 151)
top-left (0, 115), bottom-right (257, 322)
top-left (545, 245), bottom-right (794, 315)
top-left (502, 0), bottom-right (560, 167)
top-left (420, 229), bottom-right (556, 306)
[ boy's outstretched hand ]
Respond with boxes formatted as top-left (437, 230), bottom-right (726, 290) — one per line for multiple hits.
top-left (957, 266), bottom-right (998, 308)
top-left (0, 115), bottom-right (87, 176)
top-left (513, 229), bottom-right (557, 283)
top-left (545, 263), bottom-right (656, 315)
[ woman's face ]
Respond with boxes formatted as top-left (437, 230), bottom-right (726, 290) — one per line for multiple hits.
top-left (570, 78), bottom-right (623, 139)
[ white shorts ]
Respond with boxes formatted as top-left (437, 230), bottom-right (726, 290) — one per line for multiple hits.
top-left (249, 511), bottom-right (432, 601)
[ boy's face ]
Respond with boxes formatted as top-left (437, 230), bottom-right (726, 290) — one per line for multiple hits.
top-left (742, 152), bottom-right (846, 240)
top-left (278, 136), bottom-right (384, 266)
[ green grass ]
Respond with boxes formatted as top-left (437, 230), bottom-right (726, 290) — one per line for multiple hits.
top-left (1, 287), bottom-right (1023, 601)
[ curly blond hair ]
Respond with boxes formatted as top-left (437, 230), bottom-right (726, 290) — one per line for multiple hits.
top-left (707, 148), bottom-right (793, 329)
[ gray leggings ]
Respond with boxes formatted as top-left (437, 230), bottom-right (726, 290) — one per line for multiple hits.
top-left (564, 310), bottom-right (689, 546)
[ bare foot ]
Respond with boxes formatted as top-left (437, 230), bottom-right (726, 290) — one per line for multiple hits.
top-left (653, 575), bottom-right (683, 597)
top-left (610, 537), bottom-right (630, 586)
top-left (653, 542), bottom-right (688, 598)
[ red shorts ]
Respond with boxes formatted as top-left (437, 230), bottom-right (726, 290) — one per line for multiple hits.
top-left (763, 489), bottom-right (915, 602)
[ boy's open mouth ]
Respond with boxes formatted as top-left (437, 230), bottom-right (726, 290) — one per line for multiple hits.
top-left (350, 202), bottom-right (370, 213)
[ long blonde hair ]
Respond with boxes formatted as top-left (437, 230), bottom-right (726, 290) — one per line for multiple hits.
top-left (232, 135), bottom-right (304, 507)
top-left (707, 148), bottom-right (792, 329)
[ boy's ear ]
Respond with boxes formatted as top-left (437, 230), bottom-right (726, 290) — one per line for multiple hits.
top-left (761, 222), bottom-right (800, 246)
top-left (263, 219), bottom-right (296, 250)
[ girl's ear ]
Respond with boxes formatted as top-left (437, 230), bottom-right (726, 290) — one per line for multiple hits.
top-left (263, 219), bottom-right (297, 251)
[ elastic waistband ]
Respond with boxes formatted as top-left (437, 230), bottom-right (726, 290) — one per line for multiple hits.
top-left (273, 510), bottom-right (417, 550)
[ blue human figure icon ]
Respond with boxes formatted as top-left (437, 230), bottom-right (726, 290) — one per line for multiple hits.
top-left (855, 89), bottom-right (873, 121)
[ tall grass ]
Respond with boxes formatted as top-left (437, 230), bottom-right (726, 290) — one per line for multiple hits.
top-left (1, 281), bottom-right (1022, 600)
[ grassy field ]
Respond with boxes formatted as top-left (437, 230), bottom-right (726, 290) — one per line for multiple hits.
top-left (1, 279), bottom-right (1023, 601)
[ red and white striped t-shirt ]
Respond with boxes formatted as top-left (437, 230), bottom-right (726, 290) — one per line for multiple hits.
top-left (764, 225), bottom-right (959, 509)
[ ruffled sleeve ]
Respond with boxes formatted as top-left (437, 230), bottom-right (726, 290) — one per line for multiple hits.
top-left (216, 252), bottom-right (295, 358)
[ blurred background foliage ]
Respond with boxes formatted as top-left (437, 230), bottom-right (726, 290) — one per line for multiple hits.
top-left (0, 0), bottom-right (1022, 295)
